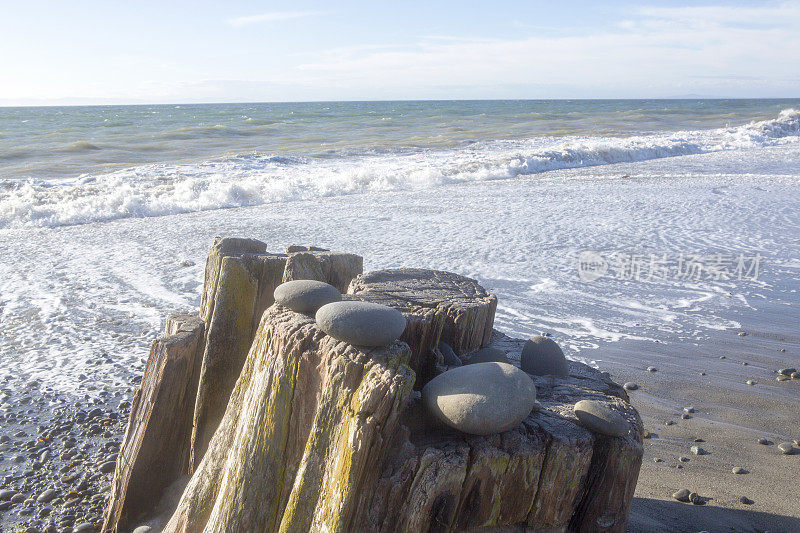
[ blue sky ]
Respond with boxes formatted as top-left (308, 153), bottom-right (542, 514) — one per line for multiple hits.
top-left (1, 1), bottom-right (798, 104)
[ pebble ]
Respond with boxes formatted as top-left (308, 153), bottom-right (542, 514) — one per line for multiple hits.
top-left (132, 527), bottom-right (153, 533)
top-left (98, 461), bottom-right (116, 474)
top-left (273, 280), bottom-right (342, 314)
top-left (642, 430), bottom-right (651, 439)
top-left (11, 493), bottom-right (26, 503)
top-left (776, 375), bottom-right (789, 381)
top-left (653, 457), bottom-right (663, 463)
top-left (690, 446), bottom-right (707, 455)
top-left (778, 368), bottom-right (797, 376)
top-left (573, 399), bottom-right (629, 437)
top-left (746, 380), bottom-right (756, 386)
top-left (738, 331), bottom-right (747, 337)
top-left (694, 438), bottom-right (705, 442)
top-left (37, 489), bottom-right (57, 504)
top-left (681, 414), bottom-right (691, 420)
top-left (422, 362), bottom-right (537, 435)
top-left (758, 437), bottom-right (772, 445)
top-left (684, 407), bottom-right (695, 413)
top-left (665, 420), bottom-right (675, 426)
top-left (792, 372), bottom-right (800, 380)
top-left (463, 347), bottom-right (509, 365)
top-left (315, 301), bottom-right (406, 347)
top-left (0, 489), bottom-right (16, 500)
top-left (739, 496), bottom-right (754, 505)
top-left (438, 341), bottom-right (461, 367)
top-left (520, 336), bottom-right (569, 377)
top-left (73, 524), bottom-right (95, 532)
top-left (679, 456), bottom-right (690, 462)
top-left (646, 366), bottom-right (658, 372)
top-left (777, 442), bottom-right (795, 455)
top-left (732, 467), bottom-right (747, 474)
top-left (672, 488), bottom-right (691, 502)
top-left (690, 492), bottom-right (705, 505)
top-left (623, 382), bottom-right (638, 391)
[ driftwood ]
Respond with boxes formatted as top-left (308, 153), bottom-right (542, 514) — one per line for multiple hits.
top-left (103, 240), bottom-right (643, 533)
top-left (103, 314), bottom-right (204, 532)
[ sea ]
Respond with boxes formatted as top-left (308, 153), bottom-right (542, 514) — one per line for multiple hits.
top-left (0, 99), bottom-right (799, 393)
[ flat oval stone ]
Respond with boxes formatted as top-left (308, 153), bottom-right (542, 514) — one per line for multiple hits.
top-left (422, 362), bottom-right (537, 435)
top-left (464, 347), bottom-right (509, 365)
top-left (521, 336), bottom-right (569, 377)
top-left (573, 399), bottom-right (630, 437)
top-left (274, 280), bottom-right (341, 314)
top-left (315, 301), bottom-right (406, 346)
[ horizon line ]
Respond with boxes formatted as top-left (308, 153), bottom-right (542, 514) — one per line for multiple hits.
top-left (2, 96), bottom-right (799, 109)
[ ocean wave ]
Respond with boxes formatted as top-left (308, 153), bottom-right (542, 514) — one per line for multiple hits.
top-left (1, 109), bottom-right (798, 229)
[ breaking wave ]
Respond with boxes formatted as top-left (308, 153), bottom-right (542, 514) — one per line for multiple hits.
top-left (1, 109), bottom-right (798, 229)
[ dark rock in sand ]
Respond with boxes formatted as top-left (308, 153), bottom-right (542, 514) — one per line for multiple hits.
top-left (758, 437), bottom-right (772, 445)
top-left (778, 368), bottom-right (796, 376)
top-left (520, 336), bottom-right (568, 377)
top-left (273, 280), bottom-right (342, 314)
top-left (463, 347), bottom-right (508, 365)
top-left (422, 362), bottom-right (536, 435)
top-left (689, 492), bottom-right (704, 505)
top-left (690, 446), bottom-right (707, 455)
top-left (98, 461), bottom-right (115, 474)
top-left (315, 301), bottom-right (406, 347)
top-left (623, 382), bottom-right (638, 391)
top-left (739, 496), bottom-right (754, 505)
top-left (731, 467), bottom-right (747, 474)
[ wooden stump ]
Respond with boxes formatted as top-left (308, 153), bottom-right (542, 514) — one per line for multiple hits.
top-left (104, 254), bottom-right (643, 533)
top-left (191, 238), bottom-right (363, 469)
top-left (348, 268), bottom-right (497, 387)
top-left (102, 314), bottom-right (204, 533)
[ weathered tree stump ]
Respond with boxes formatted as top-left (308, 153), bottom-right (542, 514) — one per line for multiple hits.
top-left (348, 268), bottom-right (498, 387)
top-left (104, 241), bottom-right (643, 533)
top-left (191, 238), bottom-right (363, 469)
top-left (102, 314), bottom-right (204, 533)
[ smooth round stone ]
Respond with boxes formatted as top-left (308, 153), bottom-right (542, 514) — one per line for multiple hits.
top-left (132, 527), bottom-right (153, 533)
top-left (623, 382), bottom-right (638, 391)
top-left (438, 341), bottom-right (461, 367)
top-left (573, 400), bottom-right (629, 437)
top-left (672, 488), bottom-right (691, 502)
top-left (791, 372), bottom-right (800, 380)
top-left (758, 437), bottom-right (772, 445)
top-left (464, 347), bottom-right (509, 365)
top-left (315, 301), bottom-right (406, 347)
top-left (777, 442), bottom-right (795, 455)
top-left (646, 366), bottom-right (658, 372)
top-left (778, 368), bottom-right (796, 376)
top-left (422, 362), bottom-right (537, 435)
top-left (521, 336), bottom-right (568, 377)
top-left (274, 280), bottom-right (341, 314)
top-left (732, 467), bottom-right (747, 474)
top-left (690, 445), bottom-right (707, 455)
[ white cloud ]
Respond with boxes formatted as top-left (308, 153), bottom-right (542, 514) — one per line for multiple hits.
top-left (228, 10), bottom-right (323, 28)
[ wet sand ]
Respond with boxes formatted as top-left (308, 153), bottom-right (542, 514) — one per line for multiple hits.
top-left (593, 317), bottom-right (800, 532)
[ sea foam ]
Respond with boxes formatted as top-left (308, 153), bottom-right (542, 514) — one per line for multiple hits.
top-left (1, 109), bottom-right (797, 229)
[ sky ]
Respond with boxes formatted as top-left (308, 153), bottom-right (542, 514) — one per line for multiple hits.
top-left (0, 1), bottom-right (798, 105)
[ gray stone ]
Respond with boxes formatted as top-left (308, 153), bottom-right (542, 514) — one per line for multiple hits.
top-left (690, 446), bottom-right (707, 455)
top-left (776, 375), bottom-right (789, 381)
top-left (315, 301), bottom-right (406, 347)
top-left (437, 341), bottom-right (461, 367)
top-left (684, 406), bottom-right (695, 413)
top-left (672, 488), bottom-right (691, 502)
top-left (573, 399), bottom-right (630, 437)
top-left (746, 380), bottom-right (756, 385)
top-left (274, 280), bottom-right (342, 314)
top-left (98, 460), bottom-right (115, 474)
top-left (10, 493), bottom-right (25, 503)
top-left (690, 492), bottom-right (704, 505)
top-left (422, 362), bottom-right (536, 435)
top-left (739, 496), bottom-right (754, 505)
top-left (679, 456), bottom-right (690, 463)
top-left (792, 372), bottom-right (800, 380)
top-left (731, 467), bottom-right (747, 474)
top-left (623, 382), bottom-right (638, 391)
top-left (777, 442), bottom-right (795, 455)
top-left (0, 489), bottom-right (15, 501)
top-left (463, 347), bottom-right (508, 365)
top-left (646, 366), bottom-right (658, 372)
top-left (758, 437), bottom-right (772, 445)
top-left (521, 336), bottom-right (568, 377)
top-left (36, 489), bottom-right (56, 503)
top-left (778, 368), bottom-right (797, 376)
top-left (132, 527), bottom-right (153, 533)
